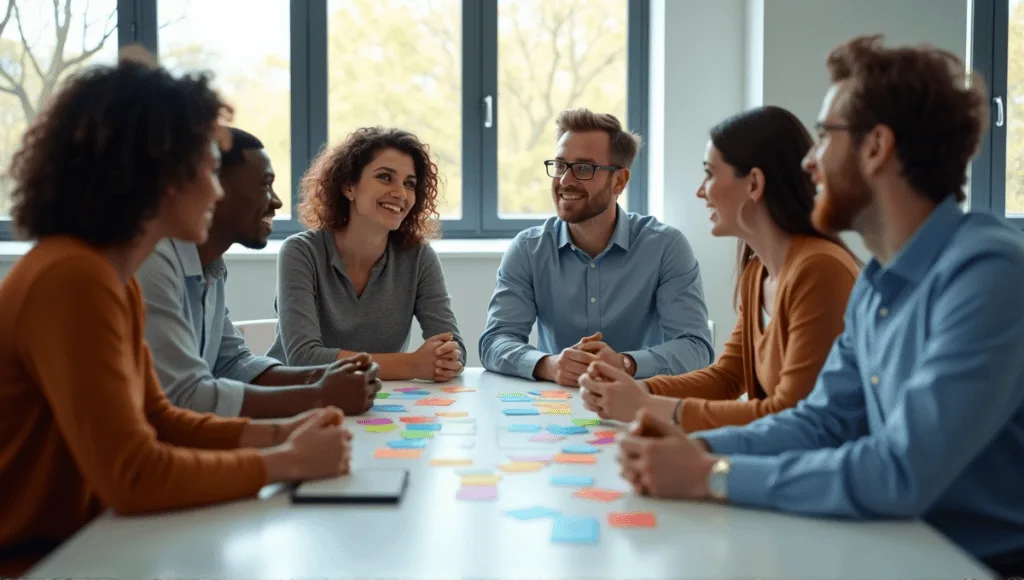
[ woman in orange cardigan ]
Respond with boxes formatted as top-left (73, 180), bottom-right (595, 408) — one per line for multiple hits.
top-left (579, 106), bottom-right (860, 432)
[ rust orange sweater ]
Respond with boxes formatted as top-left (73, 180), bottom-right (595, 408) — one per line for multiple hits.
top-left (0, 238), bottom-right (268, 576)
top-left (645, 236), bottom-right (859, 432)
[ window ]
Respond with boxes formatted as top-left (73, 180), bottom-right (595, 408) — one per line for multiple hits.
top-left (0, 0), bottom-right (648, 240)
top-left (0, 0), bottom-right (118, 237)
top-left (971, 0), bottom-right (1023, 226)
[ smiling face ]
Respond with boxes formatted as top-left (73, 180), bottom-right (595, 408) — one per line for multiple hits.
top-left (345, 148), bottom-right (417, 232)
top-left (159, 139), bottom-right (224, 244)
top-left (550, 130), bottom-right (624, 224)
top-left (211, 148), bottom-right (282, 249)
top-left (696, 141), bottom-right (754, 238)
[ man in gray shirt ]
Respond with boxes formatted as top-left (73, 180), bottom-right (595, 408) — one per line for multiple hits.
top-left (137, 128), bottom-right (381, 418)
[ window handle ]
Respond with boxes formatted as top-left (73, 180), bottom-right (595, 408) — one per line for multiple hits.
top-left (994, 96), bottom-right (1005, 128)
top-left (483, 95), bottom-right (493, 129)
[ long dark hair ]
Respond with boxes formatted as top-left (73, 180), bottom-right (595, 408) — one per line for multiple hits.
top-left (708, 106), bottom-right (861, 309)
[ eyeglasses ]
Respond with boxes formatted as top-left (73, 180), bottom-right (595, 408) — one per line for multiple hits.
top-left (814, 122), bottom-right (865, 139)
top-left (544, 160), bottom-right (620, 181)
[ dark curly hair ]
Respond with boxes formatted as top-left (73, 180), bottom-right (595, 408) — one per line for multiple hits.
top-left (297, 127), bottom-right (441, 248)
top-left (8, 59), bottom-right (229, 245)
top-left (826, 35), bottom-right (987, 204)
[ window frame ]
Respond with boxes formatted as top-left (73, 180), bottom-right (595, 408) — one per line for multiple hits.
top-left (0, 0), bottom-right (649, 241)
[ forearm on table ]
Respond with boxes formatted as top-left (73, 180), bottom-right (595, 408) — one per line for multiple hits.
top-left (337, 350), bottom-right (413, 380)
top-left (239, 384), bottom-right (325, 419)
top-left (645, 395), bottom-right (684, 424)
top-left (238, 420), bottom-right (284, 448)
top-left (252, 365), bottom-right (324, 387)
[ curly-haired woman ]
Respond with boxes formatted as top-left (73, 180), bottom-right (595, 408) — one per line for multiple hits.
top-left (267, 127), bottom-right (466, 382)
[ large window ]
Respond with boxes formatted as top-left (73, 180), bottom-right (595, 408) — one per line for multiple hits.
top-left (0, 0), bottom-right (648, 240)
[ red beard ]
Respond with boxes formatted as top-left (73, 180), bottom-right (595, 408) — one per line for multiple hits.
top-left (811, 153), bottom-right (872, 234)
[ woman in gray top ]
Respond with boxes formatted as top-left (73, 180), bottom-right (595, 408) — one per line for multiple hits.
top-left (267, 127), bottom-right (465, 382)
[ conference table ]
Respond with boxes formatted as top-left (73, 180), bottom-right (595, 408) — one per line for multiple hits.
top-left (29, 368), bottom-right (994, 580)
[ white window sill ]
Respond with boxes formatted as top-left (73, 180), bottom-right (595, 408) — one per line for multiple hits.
top-left (0, 238), bottom-right (513, 262)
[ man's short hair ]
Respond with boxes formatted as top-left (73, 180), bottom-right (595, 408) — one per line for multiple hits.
top-left (826, 35), bottom-right (987, 204)
top-left (555, 108), bottom-right (643, 169)
top-left (220, 128), bottom-right (264, 171)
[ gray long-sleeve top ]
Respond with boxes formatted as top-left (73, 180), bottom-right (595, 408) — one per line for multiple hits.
top-left (266, 229), bottom-right (466, 366)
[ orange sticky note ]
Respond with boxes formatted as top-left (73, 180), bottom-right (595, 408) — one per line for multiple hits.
top-left (417, 397), bottom-right (456, 406)
top-left (574, 488), bottom-right (623, 502)
top-left (609, 511), bottom-right (657, 527)
top-left (436, 411), bottom-right (469, 418)
top-left (594, 430), bottom-right (617, 439)
top-left (441, 386), bottom-right (476, 393)
top-left (430, 458), bottom-right (474, 467)
top-left (375, 448), bottom-right (423, 460)
top-left (534, 401), bottom-right (571, 408)
top-left (554, 453), bottom-right (597, 465)
top-left (540, 390), bottom-right (571, 399)
top-left (499, 461), bottom-right (546, 473)
top-left (400, 416), bottom-right (437, 424)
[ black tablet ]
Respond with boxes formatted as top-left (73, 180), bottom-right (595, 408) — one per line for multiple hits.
top-left (291, 468), bottom-right (409, 504)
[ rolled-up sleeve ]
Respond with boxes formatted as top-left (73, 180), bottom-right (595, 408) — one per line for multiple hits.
top-left (214, 307), bottom-right (280, 382)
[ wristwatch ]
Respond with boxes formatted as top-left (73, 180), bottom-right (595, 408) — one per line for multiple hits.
top-left (622, 354), bottom-right (635, 376)
top-left (707, 457), bottom-right (731, 501)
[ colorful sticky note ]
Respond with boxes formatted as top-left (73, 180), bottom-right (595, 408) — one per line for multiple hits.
top-left (429, 458), bottom-right (474, 467)
top-left (400, 416), bottom-right (437, 424)
top-left (407, 423), bottom-right (442, 431)
top-left (547, 425), bottom-right (589, 435)
top-left (395, 387), bottom-right (423, 393)
top-left (374, 448), bottom-right (423, 459)
top-left (551, 516), bottom-right (600, 545)
top-left (401, 430), bottom-right (434, 439)
top-left (529, 433), bottom-right (565, 443)
top-left (441, 386), bottom-right (475, 393)
top-left (542, 408), bottom-right (572, 415)
top-left (501, 395), bottom-right (532, 403)
top-left (365, 424), bottom-right (398, 433)
top-left (499, 461), bottom-right (547, 473)
top-left (461, 474), bottom-right (501, 486)
top-left (527, 390), bottom-right (543, 396)
top-left (387, 438), bottom-right (427, 448)
top-left (372, 404), bottom-right (407, 413)
top-left (417, 398), bottom-right (456, 406)
top-left (457, 485), bottom-right (497, 501)
top-left (375, 392), bottom-right (391, 399)
top-left (572, 418), bottom-right (601, 427)
top-left (506, 506), bottom-right (559, 520)
top-left (441, 423), bottom-right (476, 435)
top-left (503, 408), bottom-right (540, 416)
top-left (510, 454), bottom-right (554, 463)
top-left (357, 418), bottom-right (393, 425)
top-left (554, 453), bottom-right (597, 465)
top-left (540, 390), bottom-right (572, 399)
top-left (608, 511), bottom-right (657, 528)
top-left (587, 437), bottom-right (616, 445)
top-left (563, 444), bottom-right (599, 454)
top-left (400, 389), bottom-right (432, 396)
top-left (498, 392), bottom-right (528, 398)
top-left (387, 393), bottom-right (427, 400)
top-left (574, 488), bottom-right (623, 502)
top-left (534, 402), bottom-right (571, 408)
top-left (593, 430), bottom-right (617, 439)
top-left (436, 411), bottom-right (469, 418)
top-left (509, 424), bottom-right (543, 433)
top-left (533, 398), bottom-right (573, 403)
top-left (550, 475), bottom-right (594, 487)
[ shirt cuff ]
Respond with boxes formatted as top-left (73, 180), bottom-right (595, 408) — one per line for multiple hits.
top-left (694, 427), bottom-right (745, 455)
top-left (724, 454), bottom-right (779, 510)
top-left (228, 356), bottom-right (282, 384)
top-left (624, 349), bottom-right (658, 379)
top-left (212, 378), bottom-right (248, 417)
top-left (518, 349), bottom-right (548, 380)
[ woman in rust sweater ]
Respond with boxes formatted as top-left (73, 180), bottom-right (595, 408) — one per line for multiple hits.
top-left (0, 51), bottom-right (356, 576)
top-left (579, 106), bottom-right (860, 432)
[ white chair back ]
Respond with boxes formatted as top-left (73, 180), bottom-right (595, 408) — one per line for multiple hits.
top-left (234, 318), bottom-right (278, 356)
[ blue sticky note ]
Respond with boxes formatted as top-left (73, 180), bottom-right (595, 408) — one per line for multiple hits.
top-left (552, 516), bottom-right (600, 545)
top-left (547, 425), bottom-right (588, 435)
top-left (407, 423), bottom-right (442, 431)
top-left (503, 408), bottom-right (540, 416)
top-left (509, 424), bottom-right (543, 433)
top-left (387, 439), bottom-right (427, 449)
top-left (501, 395), bottom-right (532, 403)
top-left (528, 390), bottom-right (542, 397)
top-left (385, 394), bottom-right (422, 400)
top-left (402, 389), bottom-right (432, 396)
top-left (373, 404), bottom-right (407, 412)
top-left (550, 475), bottom-right (594, 487)
top-left (506, 506), bottom-right (560, 520)
top-left (563, 444), bottom-right (599, 454)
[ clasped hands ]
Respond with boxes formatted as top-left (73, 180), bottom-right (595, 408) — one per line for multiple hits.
top-left (539, 331), bottom-right (633, 387)
top-left (411, 332), bottom-right (464, 382)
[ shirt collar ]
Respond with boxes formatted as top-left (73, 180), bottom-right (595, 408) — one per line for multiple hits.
top-left (556, 205), bottom-right (631, 252)
top-left (881, 196), bottom-right (963, 284)
top-left (172, 239), bottom-right (226, 282)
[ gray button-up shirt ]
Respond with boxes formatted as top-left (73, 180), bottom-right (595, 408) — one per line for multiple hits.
top-left (136, 239), bottom-right (280, 416)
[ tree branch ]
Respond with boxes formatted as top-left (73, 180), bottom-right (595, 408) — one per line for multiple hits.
top-left (0, 55), bottom-right (34, 120)
top-left (63, 6), bottom-right (116, 68)
top-left (0, 0), bottom-right (15, 37)
top-left (14, 3), bottom-right (46, 82)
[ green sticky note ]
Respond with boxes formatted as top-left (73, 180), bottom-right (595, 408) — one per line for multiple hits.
top-left (572, 418), bottom-right (600, 427)
top-left (365, 424), bottom-right (398, 433)
top-left (376, 392), bottom-right (391, 399)
top-left (401, 430), bottom-right (434, 439)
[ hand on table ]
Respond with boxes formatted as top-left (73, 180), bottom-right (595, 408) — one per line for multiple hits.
top-left (537, 347), bottom-right (597, 387)
top-left (578, 361), bottom-right (653, 422)
top-left (574, 331), bottom-right (633, 374)
top-left (617, 409), bottom-right (716, 499)
top-left (262, 406), bottom-right (353, 482)
top-left (318, 353), bottom-right (381, 415)
top-left (411, 333), bottom-right (464, 382)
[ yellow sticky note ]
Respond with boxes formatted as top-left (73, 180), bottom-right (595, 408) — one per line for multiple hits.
top-left (461, 474), bottom-right (501, 486)
top-left (436, 411), bottom-right (469, 418)
top-left (430, 458), bottom-right (474, 467)
top-left (499, 461), bottom-right (546, 473)
top-left (542, 408), bottom-right (572, 415)
top-left (534, 402), bottom-right (571, 409)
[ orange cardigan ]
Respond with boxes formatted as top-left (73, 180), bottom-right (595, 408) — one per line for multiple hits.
top-left (645, 236), bottom-right (859, 432)
top-left (0, 238), bottom-right (268, 576)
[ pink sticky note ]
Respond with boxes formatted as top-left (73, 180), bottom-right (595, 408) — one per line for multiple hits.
top-left (357, 418), bottom-right (393, 425)
top-left (587, 437), bottom-right (616, 445)
top-left (457, 485), bottom-right (497, 501)
top-left (395, 387), bottom-right (421, 393)
top-left (510, 454), bottom-right (555, 464)
top-left (529, 434), bottom-right (565, 443)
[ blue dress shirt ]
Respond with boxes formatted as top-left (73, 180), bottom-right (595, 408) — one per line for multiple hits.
top-left (700, 198), bottom-right (1024, 559)
top-left (479, 207), bottom-right (714, 379)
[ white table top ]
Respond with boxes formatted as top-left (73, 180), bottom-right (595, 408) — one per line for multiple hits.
top-left (29, 368), bottom-right (994, 580)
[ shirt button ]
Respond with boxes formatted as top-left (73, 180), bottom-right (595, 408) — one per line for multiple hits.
top-left (870, 375), bottom-right (880, 385)
top-left (879, 307), bottom-right (889, 317)
top-left (590, 262), bottom-right (596, 268)
top-left (590, 297), bottom-right (596, 303)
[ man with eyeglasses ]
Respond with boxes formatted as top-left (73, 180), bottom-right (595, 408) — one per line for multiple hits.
top-left (479, 108), bottom-right (714, 387)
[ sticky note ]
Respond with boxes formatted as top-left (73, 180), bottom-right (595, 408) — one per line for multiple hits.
top-left (401, 430), bottom-right (434, 439)
top-left (374, 448), bottom-right (423, 459)
top-left (533, 398), bottom-right (573, 403)
top-left (563, 444), bottom-right (599, 454)
top-left (417, 398), bottom-right (456, 406)
top-left (529, 433), bottom-right (565, 443)
top-left (506, 506), bottom-right (559, 520)
top-left (594, 430), bottom-right (617, 439)
top-left (550, 475), bottom-right (594, 487)
top-left (510, 454), bottom-right (554, 463)
top-left (503, 408), bottom-right (540, 416)
top-left (400, 416), bottom-right (437, 424)
top-left (608, 511), bottom-right (657, 528)
top-left (587, 437), bottom-right (616, 445)
top-left (365, 424), bottom-right (397, 433)
top-left (457, 485), bottom-right (497, 501)
top-left (574, 488), bottom-right (623, 502)
top-left (387, 438), bottom-right (427, 448)
top-left (554, 453), bottom-right (597, 465)
top-left (436, 411), bottom-right (469, 418)
top-left (461, 474), bottom-right (501, 486)
top-left (387, 393), bottom-right (427, 400)
top-left (542, 408), bottom-right (572, 415)
top-left (534, 402), bottom-right (571, 408)
top-left (540, 390), bottom-right (571, 399)
top-left (547, 425), bottom-right (589, 435)
top-left (499, 392), bottom-right (528, 398)
top-left (509, 424), bottom-right (543, 433)
top-left (375, 392), bottom-right (391, 399)
top-left (407, 423), bottom-right (442, 431)
top-left (499, 461), bottom-right (546, 473)
top-left (430, 458), bottom-right (474, 467)
top-left (357, 418), bottom-right (393, 425)
top-left (527, 389), bottom-right (542, 396)
top-left (572, 418), bottom-right (601, 427)
top-left (501, 395), bottom-right (532, 403)
top-left (441, 386), bottom-right (475, 393)
top-left (395, 387), bottom-right (423, 393)
top-left (401, 389), bottom-right (432, 396)
top-left (551, 516), bottom-right (599, 545)
top-left (372, 404), bottom-right (407, 413)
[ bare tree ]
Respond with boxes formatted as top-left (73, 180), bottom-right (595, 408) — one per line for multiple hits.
top-left (0, 0), bottom-right (116, 122)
